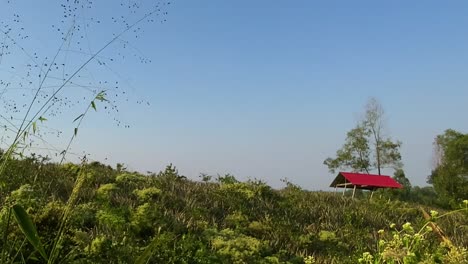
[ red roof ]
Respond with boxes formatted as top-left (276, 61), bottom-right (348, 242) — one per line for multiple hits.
top-left (330, 172), bottom-right (403, 189)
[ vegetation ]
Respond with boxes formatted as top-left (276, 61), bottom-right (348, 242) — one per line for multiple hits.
top-left (324, 98), bottom-right (402, 175)
top-left (0, 157), bottom-right (466, 263)
top-left (0, 1), bottom-right (467, 263)
top-left (429, 129), bottom-right (468, 208)
top-left (359, 203), bottom-right (468, 264)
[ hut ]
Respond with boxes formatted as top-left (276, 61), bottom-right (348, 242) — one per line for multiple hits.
top-left (330, 172), bottom-right (402, 198)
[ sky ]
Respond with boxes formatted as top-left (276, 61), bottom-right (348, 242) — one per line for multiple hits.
top-left (1, 1), bottom-right (468, 190)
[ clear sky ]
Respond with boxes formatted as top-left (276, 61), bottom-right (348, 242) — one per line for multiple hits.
top-left (1, 1), bottom-right (468, 189)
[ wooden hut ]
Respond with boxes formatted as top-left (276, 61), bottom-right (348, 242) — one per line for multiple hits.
top-left (330, 172), bottom-right (402, 198)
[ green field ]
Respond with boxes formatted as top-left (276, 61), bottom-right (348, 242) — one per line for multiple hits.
top-left (0, 158), bottom-right (466, 263)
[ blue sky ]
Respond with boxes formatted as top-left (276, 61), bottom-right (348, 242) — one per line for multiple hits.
top-left (1, 1), bottom-right (468, 189)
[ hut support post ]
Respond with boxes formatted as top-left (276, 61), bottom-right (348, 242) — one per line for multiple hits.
top-left (352, 185), bottom-right (357, 198)
top-left (342, 179), bottom-right (347, 196)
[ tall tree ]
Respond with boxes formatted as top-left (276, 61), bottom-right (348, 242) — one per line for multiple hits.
top-left (324, 98), bottom-right (402, 174)
top-left (324, 125), bottom-right (371, 174)
top-left (363, 98), bottom-right (402, 175)
top-left (428, 129), bottom-right (468, 207)
top-left (363, 98), bottom-right (385, 174)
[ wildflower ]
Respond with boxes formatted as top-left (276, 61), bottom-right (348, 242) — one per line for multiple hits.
top-left (304, 256), bottom-right (316, 264)
top-left (402, 222), bottom-right (411, 229)
top-left (390, 223), bottom-right (396, 229)
top-left (425, 225), bottom-right (433, 232)
top-left (413, 233), bottom-right (424, 241)
top-left (402, 222), bottom-right (413, 232)
top-left (378, 229), bottom-right (385, 235)
top-left (430, 210), bottom-right (439, 218)
top-left (378, 239), bottom-right (386, 248)
top-left (358, 252), bottom-right (374, 263)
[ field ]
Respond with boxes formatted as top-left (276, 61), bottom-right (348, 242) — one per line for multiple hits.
top-left (1, 1), bottom-right (468, 263)
top-left (0, 158), bottom-right (466, 263)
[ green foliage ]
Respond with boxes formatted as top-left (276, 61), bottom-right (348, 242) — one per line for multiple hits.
top-left (324, 125), bottom-right (372, 173)
top-left (131, 202), bottom-right (159, 237)
top-left (115, 173), bottom-right (146, 188)
top-left (380, 169), bottom-right (413, 202)
top-left (96, 183), bottom-right (119, 201)
top-left (0, 156), bottom-right (466, 263)
top-left (358, 202), bottom-right (468, 263)
top-left (430, 129), bottom-right (468, 207)
top-left (324, 98), bottom-right (402, 174)
top-left (393, 169), bottom-right (411, 189)
top-left (209, 228), bottom-right (267, 263)
top-left (134, 187), bottom-right (161, 202)
top-left (10, 184), bottom-right (39, 209)
top-left (97, 208), bottom-right (127, 230)
top-left (12, 205), bottom-right (48, 261)
top-left (0, 1), bottom-right (173, 262)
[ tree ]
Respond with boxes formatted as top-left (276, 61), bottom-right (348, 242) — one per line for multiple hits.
top-left (324, 125), bottom-right (371, 174)
top-left (428, 129), bottom-right (468, 207)
top-left (388, 168), bottom-right (411, 201)
top-left (393, 168), bottom-right (411, 189)
top-left (324, 98), bottom-right (402, 175)
top-left (363, 98), bottom-right (385, 175)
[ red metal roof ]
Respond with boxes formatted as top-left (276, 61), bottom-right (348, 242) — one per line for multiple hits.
top-left (330, 172), bottom-right (403, 189)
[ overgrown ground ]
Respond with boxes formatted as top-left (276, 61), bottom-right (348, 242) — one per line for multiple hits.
top-left (0, 156), bottom-right (467, 263)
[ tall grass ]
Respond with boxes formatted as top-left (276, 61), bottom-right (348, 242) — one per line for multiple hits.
top-left (0, 1), bottom-right (170, 262)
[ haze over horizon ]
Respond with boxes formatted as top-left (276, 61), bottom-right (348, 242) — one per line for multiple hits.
top-left (1, 1), bottom-right (468, 190)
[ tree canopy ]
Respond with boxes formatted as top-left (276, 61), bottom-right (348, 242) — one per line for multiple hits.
top-left (428, 129), bottom-right (468, 207)
top-left (324, 98), bottom-right (402, 175)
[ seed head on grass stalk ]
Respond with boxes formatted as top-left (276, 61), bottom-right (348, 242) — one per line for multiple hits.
top-left (48, 156), bottom-right (88, 264)
top-left (0, 2), bottom-right (171, 262)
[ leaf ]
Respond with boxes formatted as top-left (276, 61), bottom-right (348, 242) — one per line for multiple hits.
top-left (12, 205), bottom-right (48, 261)
top-left (95, 91), bottom-right (107, 102)
top-left (134, 235), bottom-right (159, 264)
top-left (32, 121), bottom-right (37, 134)
top-left (74, 127), bottom-right (78, 136)
top-left (91, 101), bottom-right (97, 111)
top-left (38, 116), bottom-right (47, 122)
top-left (134, 246), bottom-right (153, 264)
top-left (73, 114), bottom-right (84, 123)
